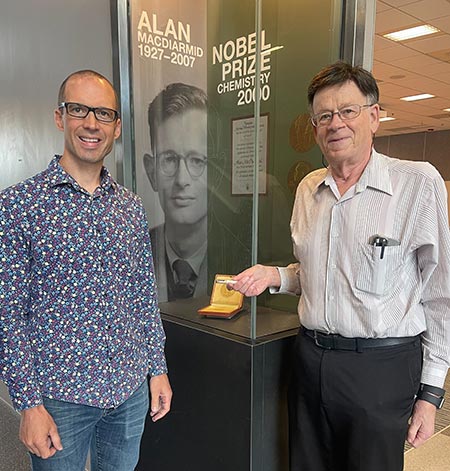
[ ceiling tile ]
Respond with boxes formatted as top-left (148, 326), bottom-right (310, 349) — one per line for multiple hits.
top-left (400, 0), bottom-right (450, 21)
top-left (381, 0), bottom-right (424, 7)
top-left (376, 9), bottom-right (423, 33)
top-left (370, 1), bottom-right (450, 135)
top-left (421, 60), bottom-right (450, 76)
top-left (376, 1), bottom-right (392, 13)
top-left (378, 81), bottom-right (421, 98)
top-left (389, 53), bottom-right (447, 70)
top-left (434, 70), bottom-right (450, 83)
top-left (405, 34), bottom-right (450, 54)
top-left (396, 76), bottom-right (447, 93)
top-left (425, 97), bottom-right (450, 107)
top-left (373, 63), bottom-right (416, 84)
top-left (428, 48), bottom-right (450, 62)
top-left (374, 35), bottom-right (397, 51)
top-left (375, 42), bottom-right (422, 61)
top-left (431, 16), bottom-right (450, 33)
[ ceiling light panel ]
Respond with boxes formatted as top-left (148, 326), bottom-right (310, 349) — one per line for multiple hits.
top-left (383, 25), bottom-right (440, 42)
top-left (400, 93), bottom-right (435, 101)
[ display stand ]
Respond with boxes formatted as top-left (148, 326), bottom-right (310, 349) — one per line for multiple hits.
top-left (137, 297), bottom-right (299, 471)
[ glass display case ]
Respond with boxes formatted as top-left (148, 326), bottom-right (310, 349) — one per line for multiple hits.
top-left (113, 0), bottom-right (342, 341)
top-left (112, 1), bottom-right (344, 469)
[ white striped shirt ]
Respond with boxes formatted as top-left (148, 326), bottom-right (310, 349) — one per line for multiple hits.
top-left (277, 149), bottom-right (450, 387)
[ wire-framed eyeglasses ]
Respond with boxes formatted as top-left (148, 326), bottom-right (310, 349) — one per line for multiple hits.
top-left (311, 103), bottom-right (375, 127)
top-left (59, 102), bottom-right (120, 123)
top-left (157, 151), bottom-right (207, 178)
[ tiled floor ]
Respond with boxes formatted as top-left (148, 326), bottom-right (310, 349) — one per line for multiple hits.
top-left (404, 428), bottom-right (450, 470)
top-left (404, 375), bottom-right (450, 470)
top-left (2, 375), bottom-right (449, 471)
top-left (0, 398), bottom-right (30, 471)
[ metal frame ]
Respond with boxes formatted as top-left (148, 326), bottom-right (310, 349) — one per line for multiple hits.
top-left (341, 0), bottom-right (376, 69)
top-left (110, 0), bottom-right (136, 191)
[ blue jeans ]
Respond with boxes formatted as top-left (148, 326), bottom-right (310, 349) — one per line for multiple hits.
top-left (31, 380), bottom-right (149, 471)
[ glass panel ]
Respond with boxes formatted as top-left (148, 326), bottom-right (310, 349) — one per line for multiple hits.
top-left (129, 0), bottom-right (213, 324)
top-left (255, 0), bottom-right (341, 326)
top-left (207, 0), bottom-right (342, 338)
top-left (124, 0), bottom-right (341, 340)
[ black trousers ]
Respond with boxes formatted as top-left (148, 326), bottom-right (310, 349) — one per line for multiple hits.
top-left (288, 329), bottom-right (422, 471)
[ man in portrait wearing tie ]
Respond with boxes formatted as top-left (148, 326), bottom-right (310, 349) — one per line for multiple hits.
top-left (143, 83), bottom-right (207, 302)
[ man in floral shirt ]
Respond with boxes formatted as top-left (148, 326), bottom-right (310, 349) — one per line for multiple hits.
top-left (0, 70), bottom-right (172, 471)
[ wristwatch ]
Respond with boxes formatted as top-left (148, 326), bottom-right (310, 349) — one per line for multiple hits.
top-left (416, 384), bottom-right (446, 409)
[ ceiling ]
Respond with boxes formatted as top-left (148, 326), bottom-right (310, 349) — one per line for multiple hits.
top-left (373, 0), bottom-right (450, 136)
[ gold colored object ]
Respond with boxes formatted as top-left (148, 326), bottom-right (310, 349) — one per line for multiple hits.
top-left (289, 113), bottom-right (316, 153)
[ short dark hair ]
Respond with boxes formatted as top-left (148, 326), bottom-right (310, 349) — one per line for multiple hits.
top-left (148, 83), bottom-right (207, 149)
top-left (58, 70), bottom-right (119, 109)
top-left (307, 61), bottom-right (379, 108)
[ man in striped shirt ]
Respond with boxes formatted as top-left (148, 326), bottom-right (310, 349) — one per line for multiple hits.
top-left (232, 61), bottom-right (450, 471)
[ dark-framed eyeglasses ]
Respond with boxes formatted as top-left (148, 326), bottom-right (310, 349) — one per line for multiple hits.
top-left (311, 103), bottom-right (375, 127)
top-left (59, 102), bottom-right (120, 123)
top-left (157, 151), bottom-right (207, 178)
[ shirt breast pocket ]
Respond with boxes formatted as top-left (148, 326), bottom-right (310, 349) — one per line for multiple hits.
top-left (356, 242), bottom-right (403, 296)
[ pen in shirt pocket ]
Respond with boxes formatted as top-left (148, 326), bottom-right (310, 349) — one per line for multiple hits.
top-left (369, 235), bottom-right (400, 259)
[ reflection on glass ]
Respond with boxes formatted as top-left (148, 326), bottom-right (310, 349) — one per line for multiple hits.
top-left (144, 83), bottom-right (208, 302)
top-left (127, 0), bottom-right (341, 338)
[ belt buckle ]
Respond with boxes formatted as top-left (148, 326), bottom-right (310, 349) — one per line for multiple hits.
top-left (313, 330), bottom-right (333, 350)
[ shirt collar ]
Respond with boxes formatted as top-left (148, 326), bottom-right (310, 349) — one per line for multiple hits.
top-left (165, 235), bottom-right (207, 278)
top-left (315, 148), bottom-right (393, 197)
top-left (46, 155), bottom-right (117, 193)
top-left (355, 149), bottom-right (393, 195)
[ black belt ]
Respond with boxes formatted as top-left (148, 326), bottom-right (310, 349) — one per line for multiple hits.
top-left (301, 326), bottom-right (419, 351)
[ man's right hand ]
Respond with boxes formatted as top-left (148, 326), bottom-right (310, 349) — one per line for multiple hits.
top-left (231, 264), bottom-right (281, 297)
top-left (20, 404), bottom-right (63, 459)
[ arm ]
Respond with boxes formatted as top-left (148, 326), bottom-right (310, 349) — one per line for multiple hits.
top-left (0, 195), bottom-right (61, 455)
top-left (136, 208), bottom-right (173, 420)
top-left (0, 194), bottom-right (43, 411)
top-left (134, 205), bottom-right (168, 377)
top-left (416, 175), bottom-right (450, 388)
top-left (406, 174), bottom-right (450, 447)
top-left (132, 198), bottom-right (171, 421)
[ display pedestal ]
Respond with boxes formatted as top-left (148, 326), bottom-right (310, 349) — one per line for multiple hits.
top-left (137, 297), bottom-right (299, 471)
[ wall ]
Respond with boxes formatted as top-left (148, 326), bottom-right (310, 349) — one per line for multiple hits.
top-left (0, 0), bottom-right (114, 414)
top-left (0, 0), bottom-right (115, 191)
top-left (374, 130), bottom-right (450, 180)
top-left (375, 130), bottom-right (450, 221)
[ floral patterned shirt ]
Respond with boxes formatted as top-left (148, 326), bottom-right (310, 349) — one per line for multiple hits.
top-left (0, 156), bottom-right (167, 411)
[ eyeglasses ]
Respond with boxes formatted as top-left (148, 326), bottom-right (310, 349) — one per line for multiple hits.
top-left (59, 102), bottom-right (119, 123)
top-left (157, 152), bottom-right (207, 178)
top-left (311, 103), bottom-right (375, 127)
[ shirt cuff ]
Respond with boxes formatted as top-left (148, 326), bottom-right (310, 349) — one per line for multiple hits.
top-left (421, 361), bottom-right (448, 389)
top-left (269, 266), bottom-right (301, 295)
top-left (149, 358), bottom-right (168, 377)
top-left (8, 387), bottom-right (43, 412)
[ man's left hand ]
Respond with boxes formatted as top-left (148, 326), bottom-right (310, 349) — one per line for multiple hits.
top-left (407, 399), bottom-right (437, 448)
top-left (149, 374), bottom-right (172, 422)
